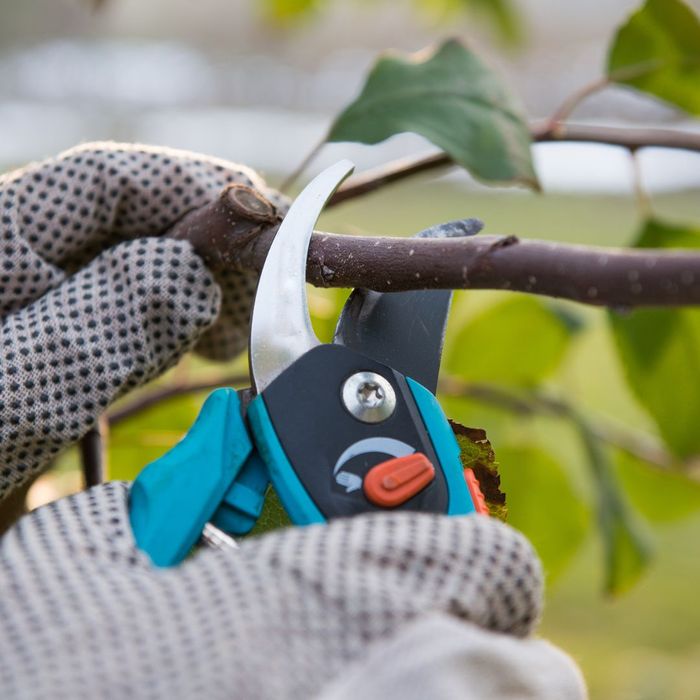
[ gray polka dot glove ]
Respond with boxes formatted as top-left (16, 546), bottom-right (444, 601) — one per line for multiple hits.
top-left (0, 482), bottom-right (586, 699)
top-left (0, 142), bottom-right (286, 504)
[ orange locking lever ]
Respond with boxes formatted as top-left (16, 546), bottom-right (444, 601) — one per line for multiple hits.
top-left (363, 453), bottom-right (436, 508)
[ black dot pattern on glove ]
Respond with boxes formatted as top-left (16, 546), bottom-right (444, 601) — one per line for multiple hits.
top-left (0, 238), bottom-right (220, 501)
top-left (0, 141), bottom-right (287, 352)
top-left (0, 484), bottom-right (542, 700)
top-left (0, 143), bottom-right (289, 500)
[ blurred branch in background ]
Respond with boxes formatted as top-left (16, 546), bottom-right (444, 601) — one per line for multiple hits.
top-left (329, 122), bottom-right (700, 205)
top-left (104, 372), bottom-right (678, 472)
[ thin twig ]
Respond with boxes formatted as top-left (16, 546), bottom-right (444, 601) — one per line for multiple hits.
top-left (106, 373), bottom-right (677, 473)
top-left (439, 377), bottom-right (677, 471)
top-left (107, 375), bottom-right (249, 427)
top-left (329, 122), bottom-right (700, 206)
top-left (543, 77), bottom-right (611, 132)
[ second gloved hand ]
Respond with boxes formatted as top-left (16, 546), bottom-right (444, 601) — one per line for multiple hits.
top-left (0, 483), bottom-right (586, 700)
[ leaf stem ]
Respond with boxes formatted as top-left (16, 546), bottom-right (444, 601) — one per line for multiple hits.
top-left (544, 76), bottom-right (611, 132)
top-left (631, 151), bottom-right (653, 219)
top-left (279, 139), bottom-right (325, 194)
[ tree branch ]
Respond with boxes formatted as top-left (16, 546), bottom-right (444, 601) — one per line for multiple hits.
top-left (329, 122), bottom-right (700, 206)
top-left (168, 190), bottom-right (700, 308)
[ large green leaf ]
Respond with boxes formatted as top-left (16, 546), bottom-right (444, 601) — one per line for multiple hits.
top-left (609, 219), bottom-right (700, 460)
top-left (445, 296), bottom-right (572, 386)
top-left (577, 418), bottom-right (653, 594)
top-left (614, 451), bottom-right (700, 524)
top-left (610, 308), bottom-right (700, 459)
top-left (328, 39), bottom-right (538, 188)
top-left (608, 0), bottom-right (700, 115)
top-left (496, 445), bottom-right (588, 581)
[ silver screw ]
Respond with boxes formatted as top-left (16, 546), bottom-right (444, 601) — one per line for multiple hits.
top-left (342, 371), bottom-right (396, 423)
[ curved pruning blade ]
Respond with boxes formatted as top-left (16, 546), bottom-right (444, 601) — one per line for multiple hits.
top-left (250, 160), bottom-right (355, 392)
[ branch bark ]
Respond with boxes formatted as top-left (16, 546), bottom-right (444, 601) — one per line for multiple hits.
top-left (168, 187), bottom-right (700, 308)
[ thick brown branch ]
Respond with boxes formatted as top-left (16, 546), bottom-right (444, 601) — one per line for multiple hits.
top-left (169, 188), bottom-right (700, 307)
top-left (329, 123), bottom-right (700, 205)
top-left (253, 230), bottom-right (700, 307)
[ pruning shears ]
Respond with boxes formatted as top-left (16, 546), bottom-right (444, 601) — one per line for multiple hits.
top-left (129, 160), bottom-right (488, 567)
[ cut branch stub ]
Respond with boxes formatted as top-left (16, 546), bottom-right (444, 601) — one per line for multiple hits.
top-left (167, 184), bottom-right (281, 271)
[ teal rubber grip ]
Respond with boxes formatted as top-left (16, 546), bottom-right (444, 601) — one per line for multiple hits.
top-left (129, 388), bottom-right (252, 567)
top-left (247, 394), bottom-right (325, 526)
top-left (212, 452), bottom-right (269, 535)
top-left (406, 377), bottom-right (476, 516)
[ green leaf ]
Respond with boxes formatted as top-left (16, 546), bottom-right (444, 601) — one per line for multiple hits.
top-left (610, 308), bottom-right (700, 459)
top-left (609, 219), bottom-right (700, 460)
top-left (634, 217), bottom-right (700, 249)
top-left (445, 296), bottom-right (572, 387)
top-left (577, 418), bottom-right (653, 594)
top-left (450, 421), bottom-right (507, 521)
top-left (614, 451), bottom-right (700, 524)
top-left (496, 445), bottom-right (589, 581)
top-left (608, 0), bottom-right (700, 115)
top-left (328, 38), bottom-right (538, 188)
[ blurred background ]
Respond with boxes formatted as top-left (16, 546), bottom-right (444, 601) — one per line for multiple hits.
top-left (3, 1), bottom-right (700, 698)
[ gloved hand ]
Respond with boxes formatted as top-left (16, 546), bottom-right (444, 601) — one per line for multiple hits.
top-left (0, 142), bottom-right (286, 508)
top-left (0, 482), bottom-right (586, 700)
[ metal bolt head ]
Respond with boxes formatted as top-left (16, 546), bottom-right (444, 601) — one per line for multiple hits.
top-left (342, 371), bottom-right (396, 423)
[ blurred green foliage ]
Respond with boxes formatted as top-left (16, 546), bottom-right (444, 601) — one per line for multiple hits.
top-left (445, 296), bottom-right (571, 386)
top-left (609, 0), bottom-right (700, 115)
top-left (261, 0), bottom-right (320, 23)
top-left (577, 415), bottom-right (653, 594)
top-left (610, 220), bottom-right (700, 460)
top-left (497, 444), bottom-right (589, 580)
top-left (260, 0), bottom-right (523, 44)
